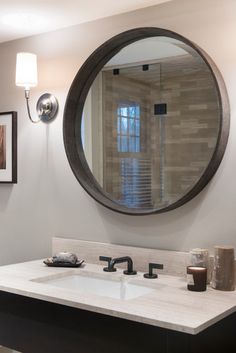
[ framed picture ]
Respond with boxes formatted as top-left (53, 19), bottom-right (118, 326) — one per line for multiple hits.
top-left (0, 111), bottom-right (17, 184)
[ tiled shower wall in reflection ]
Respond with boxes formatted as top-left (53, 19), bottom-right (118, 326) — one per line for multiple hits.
top-left (101, 54), bottom-right (219, 207)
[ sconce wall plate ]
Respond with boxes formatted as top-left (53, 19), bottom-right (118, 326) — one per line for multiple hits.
top-left (36, 93), bottom-right (58, 122)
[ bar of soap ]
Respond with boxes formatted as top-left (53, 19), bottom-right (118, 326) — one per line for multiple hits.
top-left (52, 252), bottom-right (78, 264)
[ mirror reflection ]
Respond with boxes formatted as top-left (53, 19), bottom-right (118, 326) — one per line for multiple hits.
top-left (80, 37), bottom-right (220, 210)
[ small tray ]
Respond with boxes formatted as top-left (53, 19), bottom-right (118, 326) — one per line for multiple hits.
top-left (43, 259), bottom-right (84, 268)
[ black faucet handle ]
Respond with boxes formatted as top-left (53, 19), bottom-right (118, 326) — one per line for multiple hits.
top-left (99, 256), bottom-right (117, 272)
top-left (99, 256), bottom-right (112, 262)
top-left (144, 262), bottom-right (164, 279)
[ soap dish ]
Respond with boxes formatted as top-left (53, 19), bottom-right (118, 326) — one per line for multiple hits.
top-left (43, 258), bottom-right (84, 268)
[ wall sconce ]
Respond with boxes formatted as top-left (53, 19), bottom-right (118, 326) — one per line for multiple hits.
top-left (15, 52), bottom-right (58, 123)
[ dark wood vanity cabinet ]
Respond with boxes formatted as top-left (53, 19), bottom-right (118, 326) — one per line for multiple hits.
top-left (0, 291), bottom-right (234, 353)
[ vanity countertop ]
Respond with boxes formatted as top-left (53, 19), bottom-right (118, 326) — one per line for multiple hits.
top-left (0, 260), bottom-right (235, 335)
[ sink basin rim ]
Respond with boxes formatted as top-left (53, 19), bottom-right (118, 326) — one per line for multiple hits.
top-left (32, 269), bottom-right (157, 300)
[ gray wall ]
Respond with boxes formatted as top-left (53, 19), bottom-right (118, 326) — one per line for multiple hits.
top-left (0, 0), bottom-right (235, 264)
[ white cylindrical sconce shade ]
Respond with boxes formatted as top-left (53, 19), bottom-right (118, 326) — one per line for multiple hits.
top-left (15, 52), bottom-right (38, 89)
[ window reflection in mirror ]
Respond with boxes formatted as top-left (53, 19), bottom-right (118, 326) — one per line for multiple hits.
top-left (81, 37), bottom-right (220, 210)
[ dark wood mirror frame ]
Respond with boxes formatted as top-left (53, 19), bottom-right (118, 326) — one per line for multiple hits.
top-left (63, 27), bottom-right (230, 215)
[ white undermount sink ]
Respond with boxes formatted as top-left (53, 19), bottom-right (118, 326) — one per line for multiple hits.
top-left (38, 272), bottom-right (155, 300)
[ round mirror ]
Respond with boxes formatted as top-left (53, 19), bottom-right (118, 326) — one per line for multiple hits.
top-left (64, 28), bottom-right (230, 215)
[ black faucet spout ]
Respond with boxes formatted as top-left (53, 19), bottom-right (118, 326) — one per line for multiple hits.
top-left (110, 256), bottom-right (137, 275)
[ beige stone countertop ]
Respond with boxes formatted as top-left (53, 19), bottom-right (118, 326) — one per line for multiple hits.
top-left (0, 260), bottom-right (235, 335)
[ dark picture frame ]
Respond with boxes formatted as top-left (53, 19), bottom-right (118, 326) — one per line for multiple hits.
top-left (0, 111), bottom-right (17, 184)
